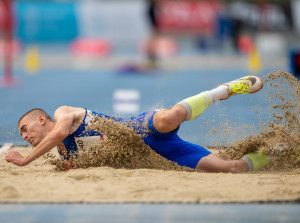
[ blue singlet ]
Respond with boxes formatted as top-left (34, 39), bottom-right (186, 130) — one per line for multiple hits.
top-left (58, 109), bottom-right (211, 169)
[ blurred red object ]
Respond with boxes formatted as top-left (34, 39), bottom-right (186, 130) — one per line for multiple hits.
top-left (0, 39), bottom-right (22, 57)
top-left (0, 0), bottom-right (21, 87)
top-left (238, 35), bottom-right (254, 54)
top-left (0, 0), bottom-right (13, 33)
top-left (157, 0), bottom-right (221, 34)
top-left (70, 38), bottom-right (112, 57)
top-left (139, 36), bottom-right (178, 58)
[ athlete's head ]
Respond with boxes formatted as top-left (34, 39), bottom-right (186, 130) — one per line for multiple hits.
top-left (18, 108), bottom-right (53, 146)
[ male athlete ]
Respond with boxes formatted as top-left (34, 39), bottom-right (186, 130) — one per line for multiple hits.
top-left (6, 76), bottom-right (269, 172)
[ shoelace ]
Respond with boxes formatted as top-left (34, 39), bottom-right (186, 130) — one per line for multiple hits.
top-left (231, 81), bottom-right (250, 94)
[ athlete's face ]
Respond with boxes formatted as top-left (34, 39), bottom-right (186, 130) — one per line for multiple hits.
top-left (18, 115), bottom-right (47, 147)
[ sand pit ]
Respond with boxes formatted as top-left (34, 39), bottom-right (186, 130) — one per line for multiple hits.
top-left (1, 146), bottom-right (300, 203)
top-left (1, 71), bottom-right (300, 204)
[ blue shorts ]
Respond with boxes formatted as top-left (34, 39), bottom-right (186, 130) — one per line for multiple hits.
top-left (126, 110), bottom-right (211, 169)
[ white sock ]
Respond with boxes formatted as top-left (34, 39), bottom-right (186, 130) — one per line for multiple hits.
top-left (203, 85), bottom-right (230, 106)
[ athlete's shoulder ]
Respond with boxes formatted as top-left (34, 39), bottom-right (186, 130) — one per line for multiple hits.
top-left (55, 106), bottom-right (84, 113)
top-left (54, 106), bottom-right (85, 121)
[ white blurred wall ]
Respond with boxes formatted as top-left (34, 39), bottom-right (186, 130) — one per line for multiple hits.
top-left (76, 0), bottom-right (149, 52)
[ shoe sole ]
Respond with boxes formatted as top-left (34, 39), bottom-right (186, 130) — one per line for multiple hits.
top-left (248, 76), bottom-right (263, 94)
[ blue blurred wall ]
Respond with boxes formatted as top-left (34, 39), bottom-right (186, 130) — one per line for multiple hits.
top-left (15, 2), bottom-right (78, 42)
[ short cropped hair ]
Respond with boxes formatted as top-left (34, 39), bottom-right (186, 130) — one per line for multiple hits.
top-left (18, 108), bottom-right (53, 126)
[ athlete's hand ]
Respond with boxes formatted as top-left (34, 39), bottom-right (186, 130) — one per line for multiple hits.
top-left (5, 151), bottom-right (26, 166)
top-left (62, 161), bottom-right (77, 170)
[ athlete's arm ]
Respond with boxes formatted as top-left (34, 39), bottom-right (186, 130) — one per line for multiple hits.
top-left (6, 107), bottom-right (75, 166)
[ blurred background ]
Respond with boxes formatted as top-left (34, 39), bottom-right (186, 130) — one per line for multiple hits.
top-left (1, 0), bottom-right (300, 147)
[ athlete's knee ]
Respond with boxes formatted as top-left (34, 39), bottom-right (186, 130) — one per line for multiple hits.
top-left (157, 108), bottom-right (185, 126)
top-left (154, 108), bottom-right (185, 132)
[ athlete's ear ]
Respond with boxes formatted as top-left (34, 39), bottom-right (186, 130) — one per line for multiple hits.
top-left (38, 115), bottom-right (46, 125)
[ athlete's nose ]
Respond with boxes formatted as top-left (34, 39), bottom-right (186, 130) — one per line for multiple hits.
top-left (22, 133), bottom-right (28, 141)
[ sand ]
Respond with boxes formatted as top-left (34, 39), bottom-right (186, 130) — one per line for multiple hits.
top-left (1, 71), bottom-right (300, 204)
top-left (219, 72), bottom-right (300, 171)
top-left (1, 146), bottom-right (300, 204)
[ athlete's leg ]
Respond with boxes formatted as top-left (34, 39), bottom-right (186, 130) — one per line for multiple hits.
top-left (178, 85), bottom-right (229, 121)
top-left (178, 76), bottom-right (263, 121)
top-left (152, 105), bottom-right (186, 133)
top-left (152, 83), bottom-right (228, 132)
top-left (196, 150), bottom-right (269, 173)
top-left (195, 154), bottom-right (249, 173)
top-left (153, 76), bottom-right (263, 133)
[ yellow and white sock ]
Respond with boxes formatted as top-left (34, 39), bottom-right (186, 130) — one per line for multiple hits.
top-left (178, 85), bottom-right (229, 121)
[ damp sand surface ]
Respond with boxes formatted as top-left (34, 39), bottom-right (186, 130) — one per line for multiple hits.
top-left (1, 146), bottom-right (300, 203)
